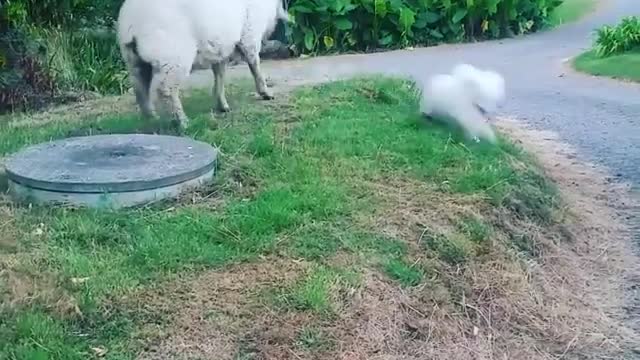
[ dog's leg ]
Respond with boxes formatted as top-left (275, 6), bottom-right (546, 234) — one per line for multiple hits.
top-left (450, 103), bottom-right (497, 144)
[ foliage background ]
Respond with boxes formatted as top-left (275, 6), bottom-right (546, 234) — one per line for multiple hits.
top-left (287, 0), bottom-right (563, 53)
top-left (0, 0), bottom-right (563, 112)
top-left (593, 15), bottom-right (640, 57)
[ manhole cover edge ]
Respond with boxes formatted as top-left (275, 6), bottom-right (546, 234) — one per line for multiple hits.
top-left (4, 134), bottom-right (219, 193)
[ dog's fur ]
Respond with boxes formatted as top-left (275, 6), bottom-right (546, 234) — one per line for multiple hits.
top-left (420, 64), bottom-right (506, 143)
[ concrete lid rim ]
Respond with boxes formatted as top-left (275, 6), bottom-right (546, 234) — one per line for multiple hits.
top-left (4, 134), bottom-right (219, 193)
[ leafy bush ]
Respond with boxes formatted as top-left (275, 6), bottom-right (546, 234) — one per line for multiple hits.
top-left (0, 23), bottom-right (56, 112)
top-left (1, 1), bottom-right (127, 112)
top-left (287, 0), bottom-right (563, 54)
top-left (35, 27), bottom-right (128, 94)
top-left (2, 0), bottom-right (121, 27)
top-left (594, 16), bottom-right (640, 57)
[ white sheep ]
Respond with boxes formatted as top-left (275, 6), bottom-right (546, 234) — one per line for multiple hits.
top-left (117, 0), bottom-right (289, 130)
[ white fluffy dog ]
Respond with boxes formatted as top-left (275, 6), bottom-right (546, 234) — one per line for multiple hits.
top-left (419, 64), bottom-right (506, 144)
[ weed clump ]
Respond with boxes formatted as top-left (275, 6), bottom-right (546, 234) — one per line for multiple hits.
top-left (383, 258), bottom-right (424, 287)
top-left (423, 230), bottom-right (472, 266)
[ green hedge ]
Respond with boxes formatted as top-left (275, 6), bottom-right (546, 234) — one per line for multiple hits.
top-left (287, 0), bottom-right (563, 53)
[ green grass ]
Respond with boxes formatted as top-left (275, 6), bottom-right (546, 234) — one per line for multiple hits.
top-left (383, 258), bottom-right (425, 287)
top-left (295, 327), bottom-right (335, 353)
top-left (457, 216), bottom-right (492, 244)
top-left (0, 311), bottom-right (87, 360)
top-left (424, 232), bottom-right (473, 265)
top-left (32, 26), bottom-right (128, 95)
top-left (573, 50), bottom-right (640, 82)
top-left (547, 0), bottom-right (598, 27)
top-left (0, 77), bottom-right (558, 358)
top-left (269, 265), bottom-right (358, 315)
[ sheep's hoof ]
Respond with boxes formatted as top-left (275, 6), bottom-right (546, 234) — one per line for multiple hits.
top-left (215, 105), bottom-right (231, 113)
top-left (171, 119), bottom-right (189, 135)
top-left (141, 111), bottom-right (157, 120)
top-left (260, 92), bottom-right (275, 101)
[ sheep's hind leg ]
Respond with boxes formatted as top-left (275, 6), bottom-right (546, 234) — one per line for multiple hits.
top-left (236, 45), bottom-right (274, 100)
top-left (212, 62), bottom-right (231, 112)
top-left (130, 75), bottom-right (155, 120)
top-left (132, 75), bottom-right (157, 134)
top-left (150, 65), bottom-right (190, 132)
top-left (123, 41), bottom-right (155, 120)
top-left (133, 84), bottom-right (155, 120)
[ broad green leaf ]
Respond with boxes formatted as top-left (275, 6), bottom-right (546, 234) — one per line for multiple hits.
top-left (304, 31), bottom-right (315, 51)
top-left (344, 4), bottom-right (358, 12)
top-left (414, 17), bottom-right (427, 29)
top-left (422, 11), bottom-right (441, 24)
top-left (399, 7), bottom-right (416, 32)
top-left (379, 33), bottom-right (394, 45)
top-left (388, 0), bottom-right (404, 12)
top-left (375, 0), bottom-right (387, 17)
top-left (323, 36), bottom-right (335, 49)
top-left (334, 17), bottom-right (353, 30)
top-left (452, 8), bottom-right (468, 23)
top-left (346, 33), bottom-right (357, 46)
top-left (430, 29), bottom-right (444, 39)
top-left (487, 0), bottom-right (499, 15)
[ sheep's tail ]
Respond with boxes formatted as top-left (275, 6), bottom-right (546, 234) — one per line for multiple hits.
top-left (122, 37), bottom-right (153, 98)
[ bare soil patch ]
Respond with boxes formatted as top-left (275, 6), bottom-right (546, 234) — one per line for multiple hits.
top-left (129, 258), bottom-right (310, 360)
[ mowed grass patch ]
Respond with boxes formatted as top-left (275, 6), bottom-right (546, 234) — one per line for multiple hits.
top-left (547, 0), bottom-right (598, 27)
top-left (573, 50), bottom-right (640, 82)
top-left (0, 77), bottom-right (561, 358)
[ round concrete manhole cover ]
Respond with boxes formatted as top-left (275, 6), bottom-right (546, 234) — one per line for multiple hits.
top-left (4, 134), bottom-right (218, 208)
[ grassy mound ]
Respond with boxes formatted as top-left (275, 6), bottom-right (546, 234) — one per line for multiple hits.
top-left (546, 0), bottom-right (598, 27)
top-left (573, 50), bottom-right (640, 82)
top-left (0, 78), bottom-right (636, 359)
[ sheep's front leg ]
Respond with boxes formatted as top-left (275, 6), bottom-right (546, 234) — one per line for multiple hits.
top-left (212, 62), bottom-right (231, 112)
top-left (151, 65), bottom-right (190, 131)
top-left (236, 45), bottom-right (273, 100)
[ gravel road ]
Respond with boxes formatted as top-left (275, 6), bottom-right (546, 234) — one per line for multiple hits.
top-left (187, 0), bottom-right (640, 187)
